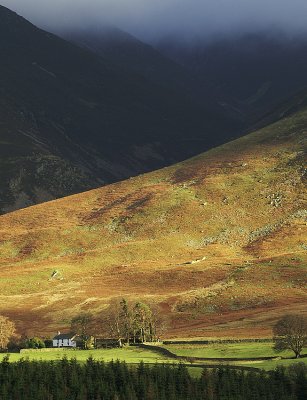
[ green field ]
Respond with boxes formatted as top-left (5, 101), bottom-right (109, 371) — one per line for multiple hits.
top-left (1, 343), bottom-right (306, 373)
top-left (163, 342), bottom-right (306, 359)
top-left (238, 358), bottom-right (307, 371)
top-left (0, 347), bottom-right (170, 364)
top-left (163, 342), bottom-right (307, 372)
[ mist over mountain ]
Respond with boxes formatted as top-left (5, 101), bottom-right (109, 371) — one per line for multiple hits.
top-left (3, 0), bottom-right (307, 42)
top-left (61, 24), bottom-right (307, 125)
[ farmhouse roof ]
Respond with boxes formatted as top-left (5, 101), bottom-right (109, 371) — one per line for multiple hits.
top-left (53, 333), bottom-right (76, 340)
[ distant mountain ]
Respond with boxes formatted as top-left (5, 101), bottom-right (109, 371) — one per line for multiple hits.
top-left (0, 5), bottom-right (239, 213)
top-left (63, 26), bottom-right (197, 92)
top-left (62, 26), bottom-right (241, 121)
top-left (158, 32), bottom-right (307, 122)
top-left (0, 95), bottom-right (305, 337)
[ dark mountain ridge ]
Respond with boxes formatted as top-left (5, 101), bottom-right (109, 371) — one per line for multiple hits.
top-left (158, 32), bottom-right (307, 122)
top-left (61, 26), bottom-right (240, 121)
top-left (0, 5), bottom-right (239, 213)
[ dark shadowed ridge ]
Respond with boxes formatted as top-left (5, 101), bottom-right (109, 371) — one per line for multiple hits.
top-left (157, 32), bottom-right (307, 122)
top-left (0, 4), bottom-right (241, 214)
top-left (61, 26), bottom-right (244, 122)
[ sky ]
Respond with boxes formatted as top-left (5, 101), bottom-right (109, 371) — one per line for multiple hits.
top-left (2, 0), bottom-right (307, 41)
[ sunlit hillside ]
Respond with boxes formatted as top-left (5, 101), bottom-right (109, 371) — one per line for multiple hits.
top-left (0, 105), bottom-right (306, 338)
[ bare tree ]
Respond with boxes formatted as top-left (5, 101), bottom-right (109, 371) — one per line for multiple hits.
top-left (150, 306), bottom-right (166, 342)
top-left (0, 315), bottom-right (15, 350)
top-left (102, 301), bottom-right (125, 347)
top-left (133, 302), bottom-right (152, 343)
top-left (71, 312), bottom-right (93, 349)
top-left (120, 299), bottom-right (133, 345)
top-left (273, 314), bottom-right (307, 358)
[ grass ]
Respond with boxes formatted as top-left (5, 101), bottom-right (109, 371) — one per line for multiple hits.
top-left (163, 342), bottom-right (306, 359)
top-left (238, 358), bottom-right (307, 371)
top-left (0, 347), bottom-right (171, 364)
top-left (187, 367), bottom-right (204, 378)
top-left (1, 337), bottom-right (307, 381)
top-left (163, 342), bottom-right (307, 372)
top-left (1, 344), bottom-right (306, 374)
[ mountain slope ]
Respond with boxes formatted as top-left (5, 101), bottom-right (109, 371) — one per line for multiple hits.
top-left (0, 5), bottom-right (238, 213)
top-left (62, 26), bottom-right (241, 121)
top-left (0, 100), bottom-right (306, 338)
top-left (158, 32), bottom-right (307, 122)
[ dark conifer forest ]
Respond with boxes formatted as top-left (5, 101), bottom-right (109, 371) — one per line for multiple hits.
top-left (0, 356), bottom-right (306, 400)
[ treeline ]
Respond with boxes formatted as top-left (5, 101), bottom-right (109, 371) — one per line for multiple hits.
top-left (106, 299), bottom-right (160, 344)
top-left (72, 299), bottom-right (162, 348)
top-left (0, 356), bottom-right (306, 400)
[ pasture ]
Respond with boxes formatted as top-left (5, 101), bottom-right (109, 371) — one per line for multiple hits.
top-left (1, 341), bottom-right (306, 372)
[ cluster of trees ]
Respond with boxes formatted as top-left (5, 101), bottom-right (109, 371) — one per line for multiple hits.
top-left (0, 299), bottom-right (161, 352)
top-left (69, 309), bottom-right (307, 356)
top-left (23, 337), bottom-right (47, 349)
top-left (104, 299), bottom-right (162, 345)
top-left (0, 315), bottom-right (49, 351)
top-left (0, 356), bottom-right (306, 400)
top-left (71, 299), bottom-right (163, 348)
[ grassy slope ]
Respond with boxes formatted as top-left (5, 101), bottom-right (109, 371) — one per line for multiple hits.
top-left (163, 343), bottom-right (307, 359)
top-left (0, 348), bottom-right (169, 364)
top-left (164, 342), bottom-right (307, 371)
top-left (241, 358), bottom-right (307, 371)
top-left (1, 344), bottom-right (306, 372)
top-left (0, 105), bottom-right (306, 338)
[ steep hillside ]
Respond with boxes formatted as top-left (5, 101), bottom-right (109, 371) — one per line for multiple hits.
top-left (0, 102), bottom-right (306, 338)
top-left (0, 5), bottom-right (237, 213)
top-left (62, 26), bottom-right (241, 122)
top-left (158, 32), bottom-right (307, 122)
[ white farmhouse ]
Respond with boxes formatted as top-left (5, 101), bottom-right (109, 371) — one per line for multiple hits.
top-left (52, 332), bottom-right (77, 348)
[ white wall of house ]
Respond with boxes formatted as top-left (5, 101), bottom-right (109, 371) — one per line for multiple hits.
top-left (52, 339), bottom-right (77, 348)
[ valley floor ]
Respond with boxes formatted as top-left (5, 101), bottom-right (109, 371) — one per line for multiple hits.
top-left (2, 342), bottom-right (306, 373)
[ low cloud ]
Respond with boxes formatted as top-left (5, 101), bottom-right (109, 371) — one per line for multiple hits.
top-left (3, 0), bottom-right (307, 41)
